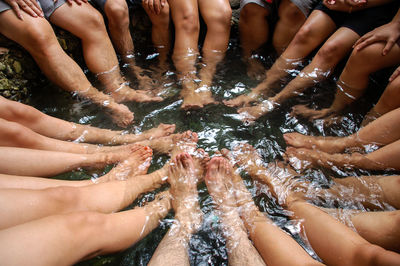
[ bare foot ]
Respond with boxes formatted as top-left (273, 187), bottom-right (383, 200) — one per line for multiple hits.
top-left (168, 153), bottom-right (202, 232)
top-left (284, 147), bottom-right (323, 171)
top-left (237, 100), bottom-right (275, 124)
top-left (245, 57), bottom-right (265, 81)
top-left (138, 130), bottom-right (198, 155)
top-left (180, 82), bottom-right (217, 110)
top-left (109, 84), bottom-right (163, 103)
top-left (223, 92), bottom-right (261, 108)
top-left (205, 157), bottom-right (266, 265)
top-left (133, 66), bottom-right (158, 91)
top-left (221, 143), bottom-right (265, 177)
top-left (106, 102), bottom-right (134, 128)
top-left (291, 105), bottom-right (332, 121)
top-left (99, 145), bottom-right (153, 182)
top-left (140, 124), bottom-right (176, 140)
top-left (283, 133), bottom-right (350, 154)
top-left (205, 157), bottom-right (238, 210)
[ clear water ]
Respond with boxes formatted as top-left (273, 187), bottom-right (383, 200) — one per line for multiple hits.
top-left (28, 36), bottom-right (388, 265)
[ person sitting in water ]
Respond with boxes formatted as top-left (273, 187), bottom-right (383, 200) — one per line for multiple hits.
top-left (220, 144), bottom-right (400, 264)
top-left (224, 0), bottom-right (399, 123)
top-left (239, 0), bottom-right (318, 80)
top-left (291, 7), bottom-right (400, 126)
top-left (283, 107), bottom-right (400, 172)
top-left (0, 0), bottom-right (162, 127)
top-left (166, 0), bottom-right (232, 109)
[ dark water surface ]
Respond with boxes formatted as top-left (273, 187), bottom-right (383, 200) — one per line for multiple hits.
top-left (28, 37), bottom-right (386, 265)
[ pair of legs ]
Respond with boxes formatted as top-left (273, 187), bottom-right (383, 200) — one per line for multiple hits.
top-left (239, 0), bottom-right (307, 79)
top-left (168, 0), bottom-right (231, 109)
top-left (102, 0), bottom-right (156, 90)
top-left (0, 188), bottom-right (172, 265)
top-left (284, 107), bottom-right (400, 171)
top-left (291, 41), bottom-right (400, 124)
top-left (0, 96), bottom-right (175, 145)
top-left (225, 9), bottom-right (362, 122)
top-left (221, 144), bottom-right (400, 263)
top-left (141, 0), bottom-right (172, 76)
top-left (0, 128), bottom-right (200, 176)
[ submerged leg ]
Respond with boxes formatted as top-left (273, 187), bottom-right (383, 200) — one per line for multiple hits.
top-left (205, 157), bottom-right (267, 266)
top-left (148, 153), bottom-right (202, 266)
top-left (0, 191), bottom-right (171, 265)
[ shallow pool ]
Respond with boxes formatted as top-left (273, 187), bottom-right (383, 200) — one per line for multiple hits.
top-left (28, 34), bottom-right (386, 265)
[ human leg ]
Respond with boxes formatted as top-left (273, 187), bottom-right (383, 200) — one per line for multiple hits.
top-left (50, 3), bottom-right (162, 103)
top-left (362, 73), bottom-right (400, 126)
top-left (105, 0), bottom-right (155, 90)
top-left (168, 0), bottom-right (201, 109)
top-left (224, 10), bottom-right (337, 108)
top-left (284, 107), bottom-right (400, 153)
top-left (205, 157), bottom-right (269, 266)
top-left (0, 146), bottom-right (137, 176)
top-left (0, 154), bottom-right (178, 232)
top-left (222, 157), bottom-right (322, 266)
top-left (148, 153), bottom-right (202, 266)
top-left (292, 42), bottom-right (400, 121)
top-left (0, 191), bottom-right (171, 265)
top-left (272, 0), bottom-right (306, 54)
top-left (0, 96), bottom-right (175, 144)
top-left (285, 137), bottom-right (400, 171)
top-left (0, 10), bottom-right (134, 127)
top-left (228, 145), bottom-right (400, 265)
top-left (0, 116), bottom-right (176, 154)
top-left (143, 0), bottom-right (172, 74)
top-left (239, 3), bottom-right (270, 80)
top-left (239, 27), bottom-right (360, 123)
top-left (196, 0), bottom-right (231, 105)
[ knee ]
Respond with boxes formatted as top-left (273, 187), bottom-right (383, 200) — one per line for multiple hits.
top-left (106, 0), bottom-right (130, 29)
top-left (240, 4), bottom-right (267, 23)
top-left (150, 4), bottom-right (170, 30)
top-left (352, 243), bottom-right (388, 265)
top-left (0, 121), bottom-right (36, 145)
top-left (204, 5), bottom-right (232, 32)
top-left (23, 23), bottom-right (60, 57)
top-left (63, 211), bottom-right (108, 234)
top-left (278, 2), bottom-right (304, 22)
top-left (83, 9), bottom-right (107, 33)
top-left (315, 39), bottom-right (344, 64)
top-left (44, 186), bottom-right (82, 212)
top-left (176, 9), bottom-right (199, 35)
top-left (290, 24), bottom-right (314, 47)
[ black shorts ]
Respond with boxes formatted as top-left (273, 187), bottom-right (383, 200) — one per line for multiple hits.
top-left (314, 1), bottom-right (400, 37)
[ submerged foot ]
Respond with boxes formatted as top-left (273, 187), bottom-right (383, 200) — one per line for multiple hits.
top-left (291, 105), bottom-right (333, 121)
top-left (109, 84), bottom-right (163, 103)
top-left (141, 124), bottom-right (176, 140)
top-left (245, 57), bottom-right (265, 81)
top-left (106, 102), bottom-right (134, 128)
top-left (237, 100), bottom-right (275, 124)
top-left (223, 92), bottom-right (261, 108)
top-left (205, 157), bottom-right (238, 211)
top-left (168, 153), bottom-right (202, 233)
top-left (100, 145), bottom-right (153, 182)
top-left (283, 133), bottom-right (348, 154)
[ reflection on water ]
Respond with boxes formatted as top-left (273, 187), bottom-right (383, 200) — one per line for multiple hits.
top-left (29, 39), bottom-right (387, 265)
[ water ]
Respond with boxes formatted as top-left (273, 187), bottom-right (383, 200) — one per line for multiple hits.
top-left (28, 36), bottom-right (390, 265)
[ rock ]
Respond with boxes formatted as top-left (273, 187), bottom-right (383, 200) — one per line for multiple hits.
top-left (13, 60), bottom-right (22, 74)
